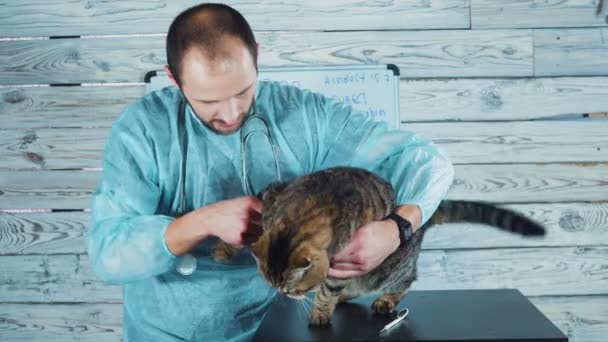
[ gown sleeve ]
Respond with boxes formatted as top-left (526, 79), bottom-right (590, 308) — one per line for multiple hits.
top-left (312, 94), bottom-right (454, 226)
top-left (87, 107), bottom-right (177, 284)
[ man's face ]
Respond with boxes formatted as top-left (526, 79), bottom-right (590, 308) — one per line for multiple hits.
top-left (177, 38), bottom-right (257, 135)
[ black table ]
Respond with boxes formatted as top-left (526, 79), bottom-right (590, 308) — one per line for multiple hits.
top-left (253, 289), bottom-right (568, 342)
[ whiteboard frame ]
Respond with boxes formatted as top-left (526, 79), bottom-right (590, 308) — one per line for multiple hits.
top-left (144, 64), bottom-right (401, 129)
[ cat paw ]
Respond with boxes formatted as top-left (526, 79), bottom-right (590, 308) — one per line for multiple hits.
top-left (212, 251), bottom-right (230, 262)
top-left (309, 309), bottom-right (332, 326)
top-left (372, 297), bottom-right (396, 315)
top-left (212, 243), bottom-right (236, 262)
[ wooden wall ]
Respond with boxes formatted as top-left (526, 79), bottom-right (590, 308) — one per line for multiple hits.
top-left (1, 1), bottom-right (607, 341)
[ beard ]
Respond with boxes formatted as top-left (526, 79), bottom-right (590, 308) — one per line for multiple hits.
top-left (202, 111), bottom-right (248, 135)
top-left (187, 97), bottom-right (254, 135)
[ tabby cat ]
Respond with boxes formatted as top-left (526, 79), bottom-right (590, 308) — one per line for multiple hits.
top-left (214, 166), bottom-right (545, 325)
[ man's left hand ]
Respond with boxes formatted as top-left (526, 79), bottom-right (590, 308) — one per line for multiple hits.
top-left (328, 219), bottom-right (400, 278)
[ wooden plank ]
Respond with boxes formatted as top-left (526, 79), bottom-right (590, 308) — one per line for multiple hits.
top-left (0, 128), bottom-right (108, 170)
top-left (0, 1), bottom-right (470, 38)
top-left (401, 77), bottom-right (608, 121)
top-left (423, 203), bottom-right (608, 249)
top-left (2, 247), bottom-right (607, 303)
top-left (410, 121), bottom-right (608, 164)
top-left (0, 297), bottom-right (605, 342)
top-left (3, 77), bottom-right (608, 128)
top-left (535, 28), bottom-right (608, 76)
top-left (531, 295), bottom-right (608, 342)
top-left (0, 30), bottom-right (533, 85)
top-left (447, 163), bottom-right (608, 203)
top-left (1, 163), bottom-right (607, 210)
top-left (0, 255), bottom-right (122, 303)
top-left (412, 246), bottom-right (608, 296)
top-left (0, 85), bottom-right (143, 129)
top-left (4, 121), bottom-right (607, 170)
top-left (0, 303), bottom-right (121, 342)
top-left (472, 0), bottom-right (608, 29)
top-left (2, 203), bottom-right (606, 256)
top-left (0, 170), bottom-right (100, 210)
top-left (0, 211), bottom-right (89, 255)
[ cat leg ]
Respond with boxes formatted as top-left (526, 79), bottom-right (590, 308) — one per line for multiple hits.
top-left (337, 293), bottom-right (357, 304)
top-left (309, 283), bottom-right (343, 325)
top-left (372, 279), bottom-right (414, 315)
top-left (372, 292), bottom-right (404, 315)
top-left (212, 241), bottom-right (239, 262)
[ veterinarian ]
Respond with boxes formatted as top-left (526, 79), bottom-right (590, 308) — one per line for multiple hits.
top-left (87, 3), bottom-right (454, 341)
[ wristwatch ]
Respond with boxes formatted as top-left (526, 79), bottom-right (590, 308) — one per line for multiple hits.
top-left (385, 212), bottom-right (414, 246)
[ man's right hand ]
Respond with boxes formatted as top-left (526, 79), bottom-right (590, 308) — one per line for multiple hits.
top-left (164, 196), bottom-right (264, 256)
top-left (201, 196), bottom-right (264, 246)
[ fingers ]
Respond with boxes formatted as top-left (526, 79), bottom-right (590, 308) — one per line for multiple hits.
top-left (241, 221), bottom-right (263, 245)
top-left (331, 243), bottom-right (359, 263)
top-left (247, 196), bottom-right (263, 214)
top-left (242, 233), bottom-right (260, 245)
top-left (330, 262), bottom-right (360, 271)
top-left (249, 209), bottom-right (262, 226)
top-left (328, 268), bottom-right (363, 279)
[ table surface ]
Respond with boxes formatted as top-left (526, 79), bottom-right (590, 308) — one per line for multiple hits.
top-left (253, 289), bottom-right (568, 342)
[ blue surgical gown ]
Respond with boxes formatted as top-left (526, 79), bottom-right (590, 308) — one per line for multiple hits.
top-left (87, 80), bottom-right (454, 341)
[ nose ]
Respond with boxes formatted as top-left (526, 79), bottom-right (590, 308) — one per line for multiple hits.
top-left (219, 98), bottom-right (240, 125)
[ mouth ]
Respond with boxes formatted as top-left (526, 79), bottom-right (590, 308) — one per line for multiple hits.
top-left (217, 121), bottom-right (239, 130)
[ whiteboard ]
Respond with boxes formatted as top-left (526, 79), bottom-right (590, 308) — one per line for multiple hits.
top-left (145, 64), bottom-right (401, 129)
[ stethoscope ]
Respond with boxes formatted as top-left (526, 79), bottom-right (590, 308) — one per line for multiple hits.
top-left (174, 95), bottom-right (282, 275)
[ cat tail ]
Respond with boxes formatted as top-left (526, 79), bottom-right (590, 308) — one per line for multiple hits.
top-left (425, 201), bottom-right (546, 236)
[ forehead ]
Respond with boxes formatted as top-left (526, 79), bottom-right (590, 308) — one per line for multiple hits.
top-left (180, 39), bottom-right (256, 101)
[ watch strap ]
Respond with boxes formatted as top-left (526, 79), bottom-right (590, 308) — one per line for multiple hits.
top-left (385, 212), bottom-right (413, 246)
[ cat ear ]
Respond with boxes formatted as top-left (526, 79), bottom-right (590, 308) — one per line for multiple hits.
top-left (289, 256), bottom-right (312, 280)
top-left (259, 181), bottom-right (288, 205)
top-left (294, 255), bottom-right (312, 270)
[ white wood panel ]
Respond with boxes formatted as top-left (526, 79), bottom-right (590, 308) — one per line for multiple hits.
top-left (531, 295), bottom-right (608, 342)
top-left (2, 247), bottom-right (607, 303)
top-left (0, 211), bottom-right (89, 255)
top-left (0, 0), bottom-right (470, 38)
top-left (1, 296), bottom-right (606, 342)
top-left (447, 163), bottom-right (608, 203)
top-left (401, 77), bottom-right (608, 121)
top-left (2, 163), bottom-right (607, 210)
top-left (3, 121), bottom-right (607, 170)
top-left (0, 303), bottom-right (122, 342)
top-left (0, 255), bottom-right (121, 303)
top-left (423, 202), bottom-right (608, 249)
top-left (535, 28), bottom-right (608, 76)
top-left (0, 128), bottom-right (107, 170)
top-left (0, 85), bottom-right (142, 129)
top-left (410, 121), bottom-right (608, 164)
top-left (412, 247), bottom-right (608, 296)
top-left (3, 77), bottom-right (608, 128)
top-left (472, 0), bottom-right (608, 29)
top-left (0, 30), bottom-right (533, 85)
top-left (0, 170), bottom-right (100, 210)
top-left (2, 203), bottom-right (606, 255)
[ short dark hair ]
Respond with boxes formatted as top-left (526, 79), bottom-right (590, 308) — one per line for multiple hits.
top-left (166, 3), bottom-right (257, 85)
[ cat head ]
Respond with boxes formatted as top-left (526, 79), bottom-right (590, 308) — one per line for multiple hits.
top-left (250, 182), bottom-right (332, 299)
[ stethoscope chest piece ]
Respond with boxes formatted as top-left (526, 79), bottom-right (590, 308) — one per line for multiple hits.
top-left (176, 253), bottom-right (197, 275)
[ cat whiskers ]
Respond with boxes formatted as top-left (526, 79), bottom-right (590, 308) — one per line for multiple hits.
top-left (296, 295), bottom-right (313, 316)
top-left (296, 297), bottom-right (307, 317)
